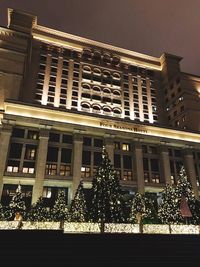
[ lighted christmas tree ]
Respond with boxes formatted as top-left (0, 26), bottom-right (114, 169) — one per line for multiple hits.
top-left (158, 184), bottom-right (180, 224)
top-left (158, 166), bottom-right (199, 224)
top-left (0, 203), bottom-right (5, 221)
top-left (27, 197), bottom-right (50, 222)
top-left (8, 184), bottom-right (26, 219)
top-left (175, 166), bottom-right (199, 224)
top-left (129, 193), bottom-right (155, 224)
top-left (90, 147), bottom-right (124, 224)
top-left (69, 180), bottom-right (88, 222)
top-left (51, 190), bottom-right (69, 225)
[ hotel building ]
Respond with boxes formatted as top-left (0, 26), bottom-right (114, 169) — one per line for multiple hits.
top-left (0, 8), bottom-right (200, 206)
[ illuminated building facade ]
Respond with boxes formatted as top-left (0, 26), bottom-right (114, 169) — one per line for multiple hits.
top-left (0, 8), bottom-right (200, 206)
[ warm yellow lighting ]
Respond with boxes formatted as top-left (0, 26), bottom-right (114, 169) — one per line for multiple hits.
top-left (33, 34), bottom-right (83, 52)
top-left (121, 57), bottom-right (162, 71)
top-left (4, 102), bottom-right (200, 145)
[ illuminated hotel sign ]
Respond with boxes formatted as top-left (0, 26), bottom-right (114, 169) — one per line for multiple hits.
top-left (100, 120), bottom-right (148, 134)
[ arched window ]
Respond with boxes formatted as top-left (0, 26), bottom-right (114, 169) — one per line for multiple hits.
top-left (113, 72), bottom-right (121, 79)
top-left (81, 102), bottom-right (90, 109)
top-left (113, 108), bottom-right (121, 114)
top-left (103, 106), bottom-right (111, 113)
top-left (92, 105), bottom-right (101, 113)
top-left (93, 68), bottom-right (101, 75)
top-left (82, 83), bottom-right (91, 90)
top-left (82, 49), bottom-right (92, 60)
top-left (92, 86), bottom-right (101, 92)
top-left (103, 88), bottom-right (111, 94)
top-left (113, 90), bottom-right (121, 96)
top-left (112, 56), bottom-right (120, 65)
top-left (83, 66), bottom-right (91, 72)
top-left (103, 53), bottom-right (111, 64)
top-left (93, 51), bottom-right (101, 62)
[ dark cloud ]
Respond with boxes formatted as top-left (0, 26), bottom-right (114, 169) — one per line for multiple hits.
top-left (0, 0), bottom-right (200, 75)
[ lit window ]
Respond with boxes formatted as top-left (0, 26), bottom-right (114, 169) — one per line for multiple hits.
top-left (45, 164), bottom-right (57, 175)
top-left (43, 187), bottom-right (52, 198)
top-left (81, 167), bottom-right (91, 178)
top-left (7, 166), bottom-right (19, 173)
top-left (122, 143), bottom-right (130, 151)
top-left (123, 170), bottom-right (132, 181)
top-left (60, 165), bottom-right (71, 176)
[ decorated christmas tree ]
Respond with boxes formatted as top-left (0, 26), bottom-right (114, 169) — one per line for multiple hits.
top-left (90, 147), bottom-right (124, 224)
top-left (129, 193), bottom-right (155, 224)
top-left (0, 203), bottom-right (5, 221)
top-left (27, 197), bottom-right (50, 222)
top-left (158, 166), bottom-right (199, 224)
top-left (51, 190), bottom-right (69, 225)
top-left (175, 166), bottom-right (199, 224)
top-left (69, 180), bottom-right (88, 222)
top-left (8, 184), bottom-right (26, 219)
top-left (158, 184), bottom-right (180, 224)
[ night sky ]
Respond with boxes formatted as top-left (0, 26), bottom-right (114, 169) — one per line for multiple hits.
top-left (0, 0), bottom-right (200, 75)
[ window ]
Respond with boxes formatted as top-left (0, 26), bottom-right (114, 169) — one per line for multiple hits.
top-left (6, 160), bottom-right (19, 173)
top-left (49, 133), bottom-right (60, 142)
top-left (122, 143), bottom-right (130, 151)
top-left (62, 134), bottom-right (72, 144)
top-left (60, 165), bottom-right (70, 176)
top-left (45, 164), bottom-right (57, 175)
top-left (123, 171), bottom-right (132, 181)
top-left (27, 130), bottom-right (38, 140)
top-left (114, 142), bottom-right (120, 150)
top-left (83, 137), bottom-right (91, 146)
top-left (9, 143), bottom-right (23, 159)
top-left (25, 145), bottom-right (37, 160)
top-left (94, 139), bottom-right (103, 147)
top-left (47, 147), bottom-right (58, 162)
top-left (22, 162), bottom-right (35, 174)
top-left (12, 128), bottom-right (25, 138)
top-left (81, 167), bottom-right (91, 178)
top-left (82, 151), bottom-right (91, 165)
top-left (61, 148), bottom-right (72, 163)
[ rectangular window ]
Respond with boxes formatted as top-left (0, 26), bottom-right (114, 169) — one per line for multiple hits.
top-left (6, 160), bottom-right (20, 173)
top-left (123, 171), bottom-right (132, 181)
top-left (22, 162), bottom-right (35, 174)
top-left (9, 143), bottom-right (23, 159)
top-left (12, 128), bottom-right (25, 138)
top-left (45, 164), bottom-right (57, 175)
top-left (122, 143), bottom-right (130, 151)
top-left (49, 133), bottom-right (60, 142)
top-left (81, 167), bottom-right (91, 178)
top-left (27, 130), bottom-right (38, 140)
top-left (94, 139), bottom-right (103, 147)
top-left (114, 154), bottom-right (121, 168)
top-left (47, 147), bottom-right (58, 162)
top-left (82, 151), bottom-right (91, 165)
top-left (94, 152), bottom-right (102, 166)
top-left (60, 165), bottom-right (71, 176)
top-left (83, 137), bottom-right (91, 146)
top-left (62, 134), bottom-right (72, 144)
top-left (25, 145), bottom-right (37, 160)
top-left (61, 148), bottom-right (72, 164)
top-left (123, 155), bottom-right (132, 169)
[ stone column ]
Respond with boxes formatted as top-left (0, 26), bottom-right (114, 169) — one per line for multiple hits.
top-left (0, 123), bottom-right (12, 200)
top-left (184, 149), bottom-right (199, 198)
top-left (72, 134), bottom-right (83, 199)
top-left (105, 137), bottom-right (114, 165)
top-left (134, 142), bottom-right (145, 194)
top-left (160, 145), bottom-right (171, 185)
top-left (31, 128), bottom-right (49, 204)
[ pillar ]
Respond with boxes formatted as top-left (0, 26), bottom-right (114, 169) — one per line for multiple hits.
top-left (72, 134), bottom-right (83, 198)
top-left (184, 149), bottom-right (199, 198)
top-left (160, 145), bottom-right (171, 185)
top-left (134, 142), bottom-right (145, 194)
top-left (31, 128), bottom-right (49, 204)
top-left (0, 123), bottom-right (12, 200)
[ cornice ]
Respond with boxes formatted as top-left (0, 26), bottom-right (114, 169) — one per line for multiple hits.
top-left (33, 25), bottom-right (161, 70)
